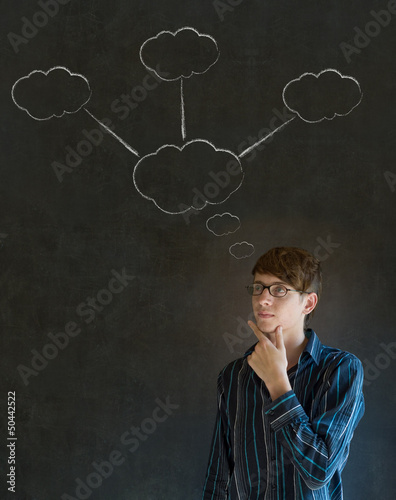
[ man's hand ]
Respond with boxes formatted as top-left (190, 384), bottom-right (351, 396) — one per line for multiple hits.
top-left (247, 322), bottom-right (292, 400)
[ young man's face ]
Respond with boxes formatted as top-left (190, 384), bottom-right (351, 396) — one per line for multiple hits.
top-left (251, 272), bottom-right (317, 339)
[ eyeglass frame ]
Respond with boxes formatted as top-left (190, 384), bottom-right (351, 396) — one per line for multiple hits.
top-left (245, 283), bottom-right (311, 298)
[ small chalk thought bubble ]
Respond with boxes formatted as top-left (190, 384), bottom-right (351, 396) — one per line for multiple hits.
top-left (229, 241), bottom-right (255, 259)
top-left (206, 213), bottom-right (241, 236)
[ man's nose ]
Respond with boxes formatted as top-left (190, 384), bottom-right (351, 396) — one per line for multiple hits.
top-left (258, 288), bottom-right (273, 304)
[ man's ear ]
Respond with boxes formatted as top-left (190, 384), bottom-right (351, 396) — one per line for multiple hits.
top-left (303, 293), bottom-right (318, 315)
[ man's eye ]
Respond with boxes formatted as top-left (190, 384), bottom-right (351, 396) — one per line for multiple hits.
top-left (273, 286), bottom-right (286, 295)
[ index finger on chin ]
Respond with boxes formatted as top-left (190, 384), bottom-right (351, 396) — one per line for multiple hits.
top-left (248, 321), bottom-right (266, 342)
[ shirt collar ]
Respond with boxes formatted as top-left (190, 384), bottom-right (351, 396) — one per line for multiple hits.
top-left (303, 329), bottom-right (322, 365)
top-left (243, 328), bottom-right (323, 366)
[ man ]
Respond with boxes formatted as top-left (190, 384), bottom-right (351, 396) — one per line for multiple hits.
top-left (202, 247), bottom-right (364, 499)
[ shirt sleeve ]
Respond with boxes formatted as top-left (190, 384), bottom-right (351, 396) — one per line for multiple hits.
top-left (202, 371), bottom-right (233, 499)
top-left (263, 354), bottom-right (365, 490)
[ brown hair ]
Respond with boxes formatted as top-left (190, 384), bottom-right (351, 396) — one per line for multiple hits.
top-left (252, 247), bottom-right (322, 325)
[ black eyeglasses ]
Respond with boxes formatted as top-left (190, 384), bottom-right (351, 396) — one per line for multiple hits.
top-left (246, 283), bottom-right (310, 298)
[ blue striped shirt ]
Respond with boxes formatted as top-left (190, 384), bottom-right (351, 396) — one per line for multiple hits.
top-left (202, 329), bottom-right (365, 499)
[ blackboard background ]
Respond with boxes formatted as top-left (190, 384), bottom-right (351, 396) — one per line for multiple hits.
top-left (1, 0), bottom-right (396, 498)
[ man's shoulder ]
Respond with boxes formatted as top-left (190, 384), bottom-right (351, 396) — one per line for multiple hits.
top-left (315, 340), bottom-right (363, 372)
top-left (320, 341), bottom-right (361, 359)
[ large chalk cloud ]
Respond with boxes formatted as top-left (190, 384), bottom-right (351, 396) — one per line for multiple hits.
top-left (133, 140), bottom-right (244, 214)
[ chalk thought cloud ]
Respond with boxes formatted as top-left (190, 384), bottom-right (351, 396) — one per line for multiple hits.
top-left (133, 140), bottom-right (244, 214)
top-left (283, 69), bottom-right (362, 123)
top-left (140, 27), bottom-right (219, 81)
top-left (229, 242), bottom-right (255, 260)
top-left (206, 213), bottom-right (241, 236)
top-left (12, 66), bottom-right (91, 121)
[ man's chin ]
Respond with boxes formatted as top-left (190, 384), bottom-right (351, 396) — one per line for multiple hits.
top-left (256, 321), bottom-right (276, 337)
top-left (256, 329), bottom-right (277, 346)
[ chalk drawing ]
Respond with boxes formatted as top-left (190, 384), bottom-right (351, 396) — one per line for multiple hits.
top-left (239, 116), bottom-right (297, 159)
top-left (11, 66), bottom-right (91, 121)
top-left (12, 66), bottom-right (140, 157)
top-left (229, 242), bottom-right (255, 259)
top-left (239, 68), bottom-right (362, 158)
top-left (140, 27), bottom-right (220, 141)
top-left (84, 109), bottom-right (140, 158)
top-left (283, 68), bottom-right (363, 123)
top-left (11, 35), bottom-right (363, 261)
top-left (180, 77), bottom-right (186, 141)
top-left (139, 27), bottom-right (220, 81)
top-left (132, 139), bottom-right (244, 215)
top-left (206, 213), bottom-right (241, 236)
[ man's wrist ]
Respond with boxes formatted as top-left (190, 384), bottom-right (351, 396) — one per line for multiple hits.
top-left (266, 376), bottom-right (292, 401)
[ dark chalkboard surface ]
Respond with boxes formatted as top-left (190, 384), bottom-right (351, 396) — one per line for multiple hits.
top-left (1, 0), bottom-right (396, 498)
